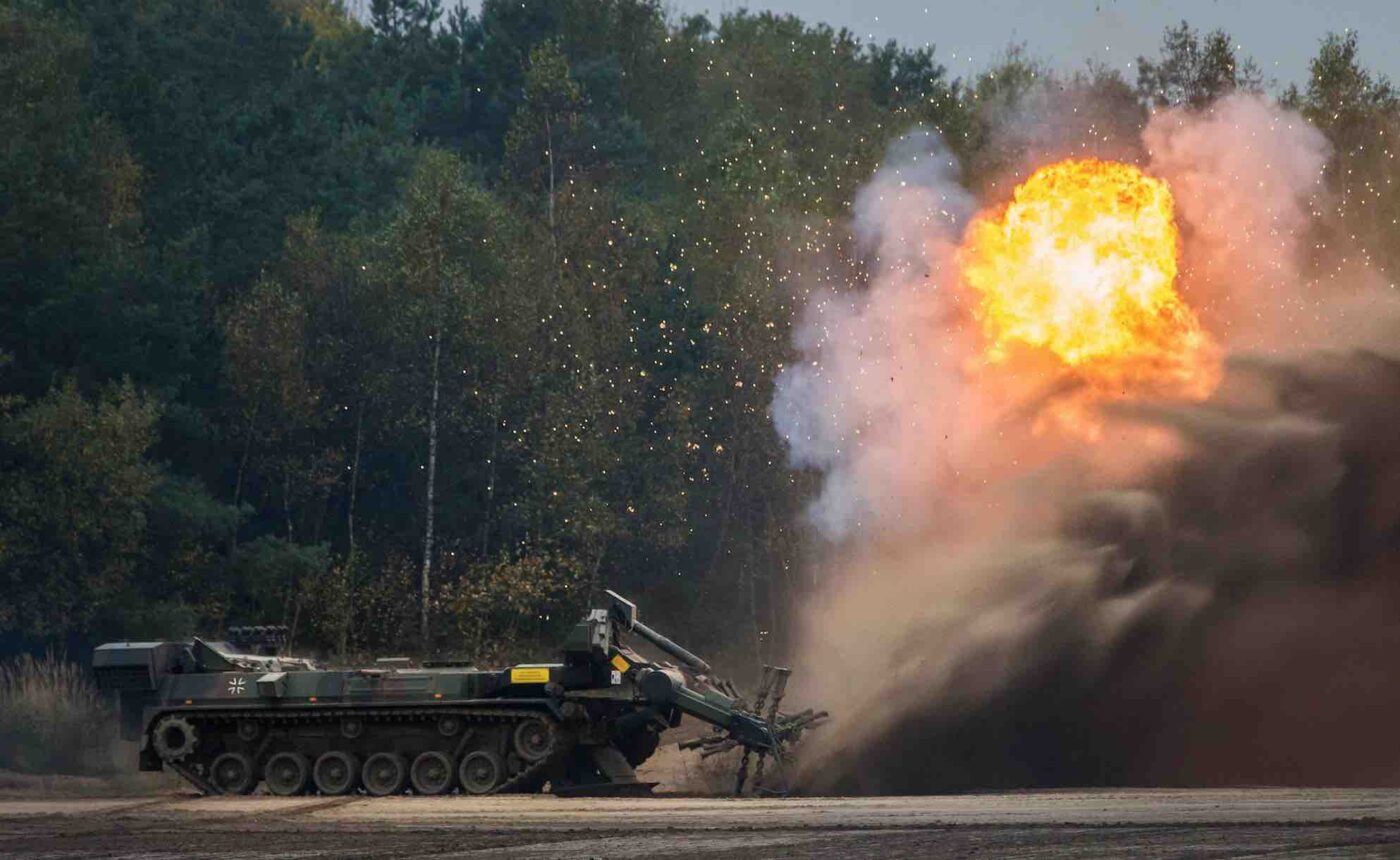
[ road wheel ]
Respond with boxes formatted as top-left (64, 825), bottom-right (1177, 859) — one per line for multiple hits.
top-left (313, 751), bottom-right (359, 796)
top-left (362, 752), bottom-right (407, 797)
top-left (513, 718), bottom-right (554, 763)
top-left (410, 751), bottom-right (455, 796)
top-left (209, 752), bottom-right (257, 795)
top-left (458, 750), bottom-right (504, 795)
top-left (265, 752), bottom-right (311, 796)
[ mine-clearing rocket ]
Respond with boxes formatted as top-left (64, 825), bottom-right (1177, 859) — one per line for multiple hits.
top-left (93, 591), bottom-right (827, 797)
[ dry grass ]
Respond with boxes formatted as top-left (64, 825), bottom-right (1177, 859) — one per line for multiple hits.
top-left (0, 653), bottom-right (115, 775)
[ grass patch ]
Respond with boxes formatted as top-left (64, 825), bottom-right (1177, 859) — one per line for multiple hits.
top-left (0, 653), bottom-right (115, 775)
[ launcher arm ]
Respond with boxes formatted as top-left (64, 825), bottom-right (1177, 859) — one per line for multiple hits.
top-left (605, 590), bottom-right (712, 674)
top-left (635, 667), bottom-right (778, 749)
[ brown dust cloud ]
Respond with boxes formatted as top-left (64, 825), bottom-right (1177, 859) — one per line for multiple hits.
top-left (772, 93), bottom-right (1400, 793)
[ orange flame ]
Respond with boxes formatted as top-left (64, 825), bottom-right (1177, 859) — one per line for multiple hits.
top-left (958, 158), bottom-right (1218, 412)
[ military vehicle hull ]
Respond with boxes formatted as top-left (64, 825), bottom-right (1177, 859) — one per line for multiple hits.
top-left (94, 593), bottom-right (822, 796)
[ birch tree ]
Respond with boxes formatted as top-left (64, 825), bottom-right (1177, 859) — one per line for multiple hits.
top-left (503, 40), bottom-right (581, 280)
top-left (383, 150), bottom-right (500, 649)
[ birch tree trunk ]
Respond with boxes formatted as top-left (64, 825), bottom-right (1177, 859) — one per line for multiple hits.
top-left (544, 113), bottom-right (563, 308)
top-left (480, 393), bottom-right (498, 557)
top-left (341, 404), bottom-right (364, 660)
top-left (283, 467), bottom-right (294, 541)
top-left (420, 333), bottom-right (442, 649)
top-left (545, 113), bottom-right (557, 265)
top-left (230, 407), bottom-right (257, 553)
top-left (348, 405), bottom-right (363, 559)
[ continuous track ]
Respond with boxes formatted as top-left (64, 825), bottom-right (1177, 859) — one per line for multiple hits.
top-left (156, 706), bottom-right (562, 796)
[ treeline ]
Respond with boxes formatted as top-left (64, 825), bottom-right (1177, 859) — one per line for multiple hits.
top-left (2, 0), bottom-right (1396, 663)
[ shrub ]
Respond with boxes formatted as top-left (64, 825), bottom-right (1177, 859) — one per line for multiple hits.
top-left (439, 551), bottom-right (587, 665)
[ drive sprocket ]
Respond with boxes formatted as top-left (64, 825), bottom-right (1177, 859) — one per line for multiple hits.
top-left (151, 715), bottom-right (198, 762)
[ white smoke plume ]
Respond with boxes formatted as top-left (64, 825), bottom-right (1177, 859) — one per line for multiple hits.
top-left (1145, 95), bottom-right (1332, 348)
top-left (772, 128), bottom-right (977, 540)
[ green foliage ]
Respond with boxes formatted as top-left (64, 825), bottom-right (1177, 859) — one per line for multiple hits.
top-left (0, 381), bottom-right (160, 637)
top-left (70, 0), bottom-right (415, 288)
top-left (383, 149), bottom-right (502, 333)
top-left (226, 536), bottom-right (330, 629)
top-left (503, 40), bottom-right (583, 194)
top-left (224, 276), bottom-right (316, 425)
top-left (338, 554), bottom-right (421, 655)
top-left (1136, 21), bottom-right (1265, 108)
top-left (1, 2), bottom-right (1397, 664)
top-left (440, 550), bottom-right (586, 664)
top-left (1288, 32), bottom-right (1400, 274)
top-left (0, 3), bottom-right (140, 272)
top-left (0, 1), bottom-right (148, 396)
top-left (1299, 31), bottom-right (1399, 121)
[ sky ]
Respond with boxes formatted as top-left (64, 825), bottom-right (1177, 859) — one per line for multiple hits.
top-left (663, 0), bottom-right (1400, 91)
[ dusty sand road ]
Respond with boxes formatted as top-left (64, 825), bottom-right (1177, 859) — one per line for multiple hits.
top-left (4, 790), bottom-right (1400, 858)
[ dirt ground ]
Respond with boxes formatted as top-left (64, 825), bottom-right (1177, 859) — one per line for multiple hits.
top-left (3, 789), bottom-right (1400, 858)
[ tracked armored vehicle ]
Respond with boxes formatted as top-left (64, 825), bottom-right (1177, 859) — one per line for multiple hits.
top-left (93, 592), bottom-right (823, 796)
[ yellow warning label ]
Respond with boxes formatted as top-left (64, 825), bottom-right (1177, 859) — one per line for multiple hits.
top-left (610, 653), bottom-right (631, 674)
top-left (509, 667), bottom-right (550, 684)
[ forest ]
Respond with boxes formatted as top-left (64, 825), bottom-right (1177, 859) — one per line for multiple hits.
top-left (3, 0), bottom-right (1397, 668)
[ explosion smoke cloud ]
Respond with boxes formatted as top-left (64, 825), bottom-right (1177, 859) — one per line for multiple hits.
top-left (772, 128), bottom-right (977, 539)
top-left (775, 94), bottom-right (1400, 792)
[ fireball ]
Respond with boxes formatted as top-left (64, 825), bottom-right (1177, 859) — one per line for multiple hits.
top-left (958, 158), bottom-right (1218, 402)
